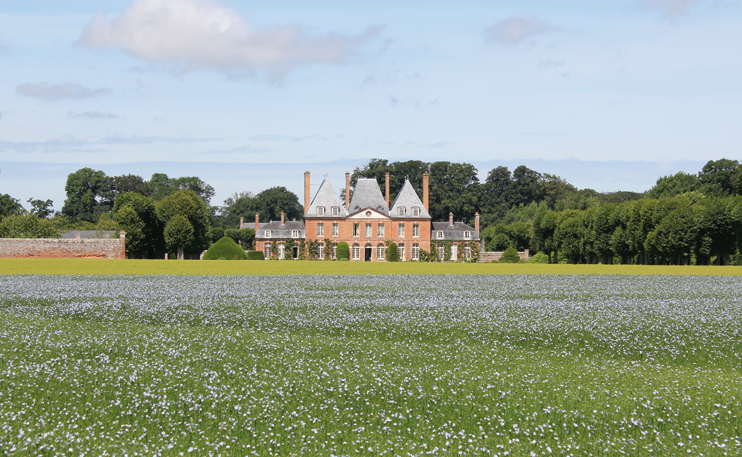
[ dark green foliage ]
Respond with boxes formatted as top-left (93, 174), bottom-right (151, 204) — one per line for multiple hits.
top-left (0, 194), bottom-right (24, 221)
top-left (61, 168), bottom-right (114, 223)
top-left (499, 247), bottom-right (521, 263)
top-left (202, 237), bottom-right (247, 260)
top-left (149, 173), bottom-right (215, 203)
top-left (164, 215), bottom-right (194, 259)
top-left (112, 175), bottom-right (152, 198)
top-left (246, 250), bottom-right (265, 260)
top-left (647, 172), bottom-right (701, 199)
top-left (0, 213), bottom-right (62, 238)
top-left (158, 190), bottom-right (211, 256)
top-left (218, 188), bottom-right (302, 228)
top-left (387, 242), bottom-right (399, 262)
top-left (528, 252), bottom-right (549, 264)
top-left (114, 192), bottom-right (163, 258)
top-left (27, 198), bottom-right (55, 218)
top-left (209, 227), bottom-right (225, 243)
top-left (336, 242), bottom-right (350, 260)
top-left (698, 158), bottom-right (739, 197)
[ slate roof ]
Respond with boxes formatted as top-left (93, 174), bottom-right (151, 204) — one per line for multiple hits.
top-left (348, 178), bottom-right (389, 216)
top-left (431, 222), bottom-right (480, 241)
top-left (389, 179), bottom-right (430, 219)
top-left (250, 220), bottom-right (306, 240)
top-left (305, 178), bottom-right (348, 218)
top-left (61, 230), bottom-right (116, 239)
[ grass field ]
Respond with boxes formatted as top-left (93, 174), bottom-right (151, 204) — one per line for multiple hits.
top-left (1, 274), bottom-right (741, 455)
top-left (2, 258), bottom-right (742, 276)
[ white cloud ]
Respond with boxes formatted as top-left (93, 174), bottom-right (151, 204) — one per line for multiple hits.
top-left (68, 111), bottom-right (122, 120)
top-left (16, 83), bottom-right (112, 101)
top-left (485, 16), bottom-right (556, 46)
top-left (643, 0), bottom-right (698, 18)
top-left (77, 0), bottom-right (382, 79)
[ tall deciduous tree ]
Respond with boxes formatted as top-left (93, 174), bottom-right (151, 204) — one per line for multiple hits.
top-left (157, 190), bottom-right (211, 257)
top-left (698, 158), bottom-right (739, 197)
top-left (164, 215), bottom-right (194, 260)
top-left (646, 172), bottom-right (701, 199)
top-left (61, 167), bottom-right (113, 223)
top-left (114, 192), bottom-right (163, 258)
top-left (428, 161), bottom-right (480, 223)
top-left (0, 194), bottom-right (23, 221)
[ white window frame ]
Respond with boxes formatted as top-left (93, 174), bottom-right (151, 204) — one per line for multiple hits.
top-left (265, 230), bottom-right (272, 238)
top-left (398, 243), bottom-right (405, 261)
top-left (332, 223), bottom-right (339, 237)
top-left (331, 206), bottom-right (340, 216)
top-left (437, 244), bottom-right (444, 259)
top-left (398, 223), bottom-right (406, 238)
top-left (412, 243), bottom-right (419, 260)
top-left (318, 243), bottom-right (325, 260)
top-left (451, 244), bottom-right (457, 261)
top-left (317, 206), bottom-right (325, 215)
top-left (377, 224), bottom-right (385, 238)
top-left (377, 245), bottom-right (385, 260)
top-left (464, 246), bottom-right (471, 261)
top-left (352, 244), bottom-right (360, 259)
top-left (365, 223), bottom-right (372, 238)
top-left (412, 207), bottom-right (420, 216)
top-left (264, 243), bottom-right (271, 259)
top-left (397, 207), bottom-right (406, 216)
top-left (353, 223), bottom-right (360, 237)
top-left (278, 243), bottom-right (285, 259)
top-left (437, 231), bottom-right (444, 239)
top-left (317, 223), bottom-right (325, 237)
top-left (464, 231), bottom-right (471, 239)
top-left (412, 224), bottom-right (420, 237)
top-left (292, 230), bottom-right (299, 238)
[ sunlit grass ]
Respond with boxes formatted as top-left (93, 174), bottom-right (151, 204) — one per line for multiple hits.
top-left (2, 258), bottom-right (742, 276)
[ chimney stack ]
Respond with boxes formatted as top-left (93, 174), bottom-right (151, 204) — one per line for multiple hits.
top-left (422, 173), bottom-right (429, 211)
top-left (449, 212), bottom-right (454, 226)
top-left (281, 211), bottom-right (285, 225)
top-left (255, 213), bottom-right (260, 230)
top-left (385, 172), bottom-right (390, 208)
top-left (239, 217), bottom-right (244, 229)
top-left (475, 212), bottom-right (480, 233)
top-left (345, 172), bottom-right (350, 209)
top-left (304, 171), bottom-right (310, 215)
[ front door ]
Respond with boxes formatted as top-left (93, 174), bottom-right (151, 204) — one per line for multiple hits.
top-left (365, 246), bottom-right (372, 262)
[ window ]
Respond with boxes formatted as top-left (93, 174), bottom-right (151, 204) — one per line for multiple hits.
top-left (464, 231), bottom-right (471, 239)
top-left (264, 243), bottom-right (271, 259)
top-left (318, 243), bottom-right (325, 260)
top-left (317, 206), bottom-right (325, 215)
top-left (437, 231), bottom-right (444, 239)
top-left (331, 206), bottom-right (340, 216)
top-left (437, 244), bottom-right (444, 260)
top-left (332, 223), bottom-right (339, 237)
top-left (412, 224), bottom-right (420, 237)
top-left (353, 223), bottom-right (360, 237)
top-left (365, 223), bottom-right (372, 238)
top-left (352, 244), bottom-right (360, 259)
top-left (451, 244), bottom-right (458, 261)
top-left (412, 207), bottom-right (420, 216)
top-left (279, 243), bottom-right (285, 259)
top-left (265, 230), bottom-right (272, 238)
top-left (377, 224), bottom-right (385, 238)
top-left (464, 246), bottom-right (471, 261)
top-left (377, 244), bottom-right (385, 260)
top-left (317, 223), bottom-right (325, 237)
top-left (412, 243), bottom-right (420, 260)
top-left (332, 243), bottom-right (338, 260)
top-left (292, 230), bottom-right (299, 238)
top-left (398, 223), bottom-right (406, 238)
top-left (398, 243), bottom-right (405, 261)
top-left (397, 207), bottom-right (406, 216)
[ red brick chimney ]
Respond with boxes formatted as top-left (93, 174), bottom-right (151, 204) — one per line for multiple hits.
top-left (475, 212), bottom-right (480, 233)
top-left (255, 213), bottom-right (259, 230)
top-left (281, 211), bottom-right (285, 225)
top-left (304, 171), bottom-right (310, 215)
top-left (345, 172), bottom-right (350, 209)
top-left (422, 172), bottom-right (429, 211)
top-left (449, 212), bottom-right (454, 226)
top-left (385, 171), bottom-right (390, 208)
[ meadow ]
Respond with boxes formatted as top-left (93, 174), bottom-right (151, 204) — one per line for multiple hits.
top-left (2, 258), bottom-right (742, 276)
top-left (1, 274), bottom-right (741, 456)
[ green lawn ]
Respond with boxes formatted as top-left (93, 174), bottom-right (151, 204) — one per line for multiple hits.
top-left (2, 258), bottom-right (742, 276)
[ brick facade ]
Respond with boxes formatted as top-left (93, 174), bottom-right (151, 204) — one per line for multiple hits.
top-left (0, 233), bottom-right (126, 259)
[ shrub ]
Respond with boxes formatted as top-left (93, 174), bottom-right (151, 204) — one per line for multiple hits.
top-left (209, 227), bottom-right (225, 243)
top-left (337, 242), bottom-right (350, 260)
top-left (387, 242), bottom-right (399, 262)
top-left (528, 251), bottom-right (549, 264)
top-left (488, 233), bottom-right (511, 251)
top-left (202, 237), bottom-right (247, 260)
top-left (499, 246), bottom-right (521, 263)
top-left (246, 250), bottom-right (264, 260)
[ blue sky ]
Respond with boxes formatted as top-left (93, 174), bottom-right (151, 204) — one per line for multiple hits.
top-left (1, 0), bottom-right (740, 209)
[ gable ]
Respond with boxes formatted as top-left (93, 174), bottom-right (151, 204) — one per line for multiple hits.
top-left (348, 208), bottom-right (391, 220)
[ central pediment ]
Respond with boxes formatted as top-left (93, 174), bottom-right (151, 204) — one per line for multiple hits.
top-left (348, 208), bottom-right (390, 220)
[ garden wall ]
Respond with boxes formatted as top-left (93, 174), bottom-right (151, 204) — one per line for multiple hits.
top-left (0, 233), bottom-right (126, 259)
top-left (479, 249), bottom-right (530, 263)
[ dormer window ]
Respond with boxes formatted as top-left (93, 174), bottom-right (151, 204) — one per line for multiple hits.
top-left (292, 230), bottom-right (299, 238)
top-left (397, 207), bottom-right (406, 216)
top-left (265, 230), bottom-right (272, 237)
top-left (464, 231), bottom-right (471, 239)
top-left (412, 207), bottom-right (420, 216)
top-left (331, 206), bottom-right (340, 216)
top-left (437, 231), bottom-right (444, 239)
top-left (317, 206), bottom-right (325, 215)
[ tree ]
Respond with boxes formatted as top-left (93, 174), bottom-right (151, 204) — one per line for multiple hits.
top-left (0, 194), bottom-right (24, 221)
top-left (61, 167), bottom-right (113, 223)
top-left (164, 215), bottom-right (194, 260)
top-left (428, 161), bottom-right (480, 223)
top-left (149, 173), bottom-right (173, 201)
top-left (646, 172), bottom-right (701, 199)
top-left (498, 247), bottom-right (520, 263)
top-left (731, 164), bottom-right (742, 196)
top-left (505, 165), bottom-right (543, 208)
top-left (336, 241), bottom-right (350, 260)
top-left (0, 213), bottom-right (61, 238)
top-left (587, 204), bottom-right (617, 264)
top-left (112, 174), bottom-right (152, 198)
top-left (157, 190), bottom-right (211, 257)
top-left (387, 242), bottom-right (400, 262)
top-left (647, 201), bottom-right (697, 265)
top-left (532, 211), bottom-right (559, 263)
top-left (254, 187), bottom-right (303, 222)
top-left (113, 192), bottom-right (163, 258)
top-left (351, 159), bottom-right (429, 206)
top-left (27, 198), bottom-right (55, 218)
top-left (694, 197), bottom-right (737, 265)
top-left (555, 211), bottom-right (587, 264)
top-left (171, 176), bottom-right (215, 204)
top-left (202, 237), bottom-right (247, 260)
top-left (698, 158), bottom-right (739, 197)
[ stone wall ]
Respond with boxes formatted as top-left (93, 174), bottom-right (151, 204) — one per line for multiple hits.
top-left (0, 233), bottom-right (126, 259)
top-left (479, 249), bottom-right (530, 263)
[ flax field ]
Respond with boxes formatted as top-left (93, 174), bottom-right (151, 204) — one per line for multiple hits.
top-left (1, 274), bottom-right (741, 456)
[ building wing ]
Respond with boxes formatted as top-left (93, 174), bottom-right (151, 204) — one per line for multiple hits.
top-left (389, 179), bottom-right (431, 219)
top-left (305, 178), bottom-right (348, 218)
top-left (348, 178), bottom-right (389, 216)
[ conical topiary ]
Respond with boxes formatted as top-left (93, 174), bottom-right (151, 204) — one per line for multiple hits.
top-left (202, 237), bottom-right (247, 260)
top-left (498, 246), bottom-right (521, 263)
